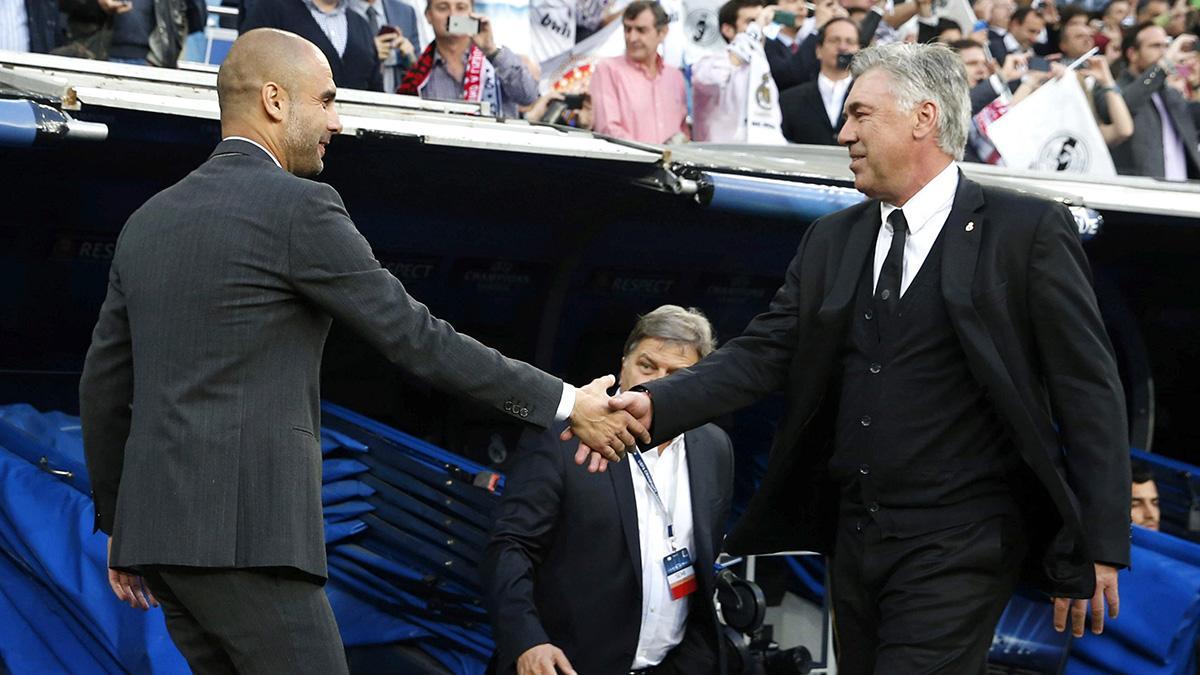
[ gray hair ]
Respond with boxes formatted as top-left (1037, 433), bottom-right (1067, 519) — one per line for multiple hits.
top-left (849, 42), bottom-right (971, 160)
top-left (622, 305), bottom-right (717, 359)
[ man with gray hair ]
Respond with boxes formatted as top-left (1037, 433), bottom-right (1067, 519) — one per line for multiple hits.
top-left (606, 42), bottom-right (1130, 672)
top-left (484, 305), bottom-right (734, 675)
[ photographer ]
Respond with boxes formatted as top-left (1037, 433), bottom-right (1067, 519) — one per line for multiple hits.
top-left (1112, 23), bottom-right (1200, 177)
top-left (396, 0), bottom-right (537, 117)
top-left (349, 0), bottom-right (418, 93)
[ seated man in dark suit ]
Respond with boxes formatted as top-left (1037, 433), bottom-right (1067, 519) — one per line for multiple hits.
top-left (483, 305), bottom-right (735, 675)
top-left (780, 17), bottom-right (857, 145)
top-left (242, 0), bottom-right (384, 91)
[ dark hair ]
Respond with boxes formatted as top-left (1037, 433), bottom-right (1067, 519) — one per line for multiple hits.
top-left (935, 18), bottom-right (961, 38)
top-left (1132, 462), bottom-right (1155, 485)
top-left (1011, 6), bottom-right (1041, 25)
top-left (623, 0), bottom-right (670, 27)
top-left (1057, 7), bottom-right (1093, 48)
top-left (718, 0), bottom-right (766, 38)
top-left (949, 38), bottom-right (985, 52)
top-left (1122, 20), bottom-right (1158, 57)
top-left (817, 16), bottom-right (859, 45)
top-left (1102, 0), bottom-right (1129, 12)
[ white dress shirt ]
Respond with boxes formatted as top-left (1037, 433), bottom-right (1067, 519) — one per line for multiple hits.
top-left (629, 435), bottom-right (694, 669)
top-left (874, 161), bottom-right (959, 297)
top-left (817, 73), bottom-right (852, 129)
top-left (221, 134), bottom-right (580, 418)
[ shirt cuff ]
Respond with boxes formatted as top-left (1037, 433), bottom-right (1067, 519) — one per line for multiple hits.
top-left (555, 383), bottom-right (575, 422)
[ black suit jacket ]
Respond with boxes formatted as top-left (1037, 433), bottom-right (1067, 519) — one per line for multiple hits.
top-left (780, 79), bottom-right (845, 146)
top-left (483, 422), bottom-right (734, 675)
top-left (764, 34), bottom-right (818, 92)
top-left (987, 28), bottom-right (1010, 61)
top-left (642, 174), bottom-right (1130, 599)
top-left (79, 139), bottom-right (562, 581)
top-left (241, 0), bottom-right (383, 92)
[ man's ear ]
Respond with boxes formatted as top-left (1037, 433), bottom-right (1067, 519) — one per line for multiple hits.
top-left (261, 82), bottom-right (286, 123)
top-left (912, 100), bottom-right (939, 142)
top-left (720, 23), bottom-right (735, 42)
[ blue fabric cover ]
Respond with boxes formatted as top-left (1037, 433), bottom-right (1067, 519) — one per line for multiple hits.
top-left (1067, 527), bottom-right (1200, 675)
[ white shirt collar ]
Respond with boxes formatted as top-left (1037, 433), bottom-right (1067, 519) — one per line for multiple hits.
top-left (879, 160), bottom-right (959, 235)
top-left (222, 136), bottom-right (283, 170)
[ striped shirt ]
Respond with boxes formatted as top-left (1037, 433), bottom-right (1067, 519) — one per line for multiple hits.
top-left (302, 0), bottom-right (348, 57)
top-left (0, 0), bottom-right (31, 53)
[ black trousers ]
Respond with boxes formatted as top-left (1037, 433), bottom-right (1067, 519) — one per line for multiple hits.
top-left (829, 513), bottom-right (1027, 675)
top-left (142, 566), bottom-right (348, 675)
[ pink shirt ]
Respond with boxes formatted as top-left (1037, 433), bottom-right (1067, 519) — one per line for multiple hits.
top-left (591, 55), bottom-right (689, 144)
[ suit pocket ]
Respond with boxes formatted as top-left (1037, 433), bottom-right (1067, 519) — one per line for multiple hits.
top-left (291, 426), bottom-right (316, 438)
top-left (972, 281), bottom-right (1009, 307)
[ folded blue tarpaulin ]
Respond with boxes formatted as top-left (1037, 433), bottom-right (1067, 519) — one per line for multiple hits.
top-left (1067, 526), bottom-right (1200, 675)
top-left (0, 443), bottom-right (188, 674)
top-left (0, 403), bottom-right (506, 674)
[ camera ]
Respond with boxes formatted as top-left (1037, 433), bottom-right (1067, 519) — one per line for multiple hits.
top-left (716, 569), bottom-right (814, 675)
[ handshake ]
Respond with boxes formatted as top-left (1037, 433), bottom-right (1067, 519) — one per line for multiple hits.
top-left (560, 375), bottom-right (654, 473)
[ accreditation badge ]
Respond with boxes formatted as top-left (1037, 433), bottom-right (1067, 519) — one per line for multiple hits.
top-left (663, 547), bottom-right (697, 600)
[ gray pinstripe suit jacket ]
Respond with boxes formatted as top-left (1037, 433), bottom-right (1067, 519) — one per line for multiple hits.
top-left (79, 138), bottom-right (562, 581)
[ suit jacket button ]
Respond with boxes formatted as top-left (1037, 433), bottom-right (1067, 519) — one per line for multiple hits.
top-left (504, 401), bottom-right (512, 411)
top-left (520, 408), bottom-right (529, 418)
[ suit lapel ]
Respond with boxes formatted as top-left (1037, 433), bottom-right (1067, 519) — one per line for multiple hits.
top-left (683, 429), bottom-right (713, 595)
top-left (940, 172), bottom-right (987, 313)
top-left (610, 458), bottom-right (643, 590)
top-left (816, 204), bottom-right (879, 323)
top-left (805, 85), bottom-right (834, 135)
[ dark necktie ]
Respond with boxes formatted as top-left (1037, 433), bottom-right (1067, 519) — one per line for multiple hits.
top-left (876, 209), bottom-right (908, 316)
top-left (366, 5), bottom-right (381, 37)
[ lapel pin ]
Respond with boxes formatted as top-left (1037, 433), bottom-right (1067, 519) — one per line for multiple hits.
top-left (965, 221), bottom-right (975, 232)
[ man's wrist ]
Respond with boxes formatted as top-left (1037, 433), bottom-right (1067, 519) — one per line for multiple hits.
top-left (555, 382), bottom-right (576, 422)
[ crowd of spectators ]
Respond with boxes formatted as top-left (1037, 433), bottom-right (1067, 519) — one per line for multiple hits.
top-left (5, 0), bottom-right (1200, 179)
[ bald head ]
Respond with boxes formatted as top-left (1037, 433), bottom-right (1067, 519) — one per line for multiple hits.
top-left (217, 29), bottom-right (330, 126)
top-left (216, 28), bottom-right (341, 177)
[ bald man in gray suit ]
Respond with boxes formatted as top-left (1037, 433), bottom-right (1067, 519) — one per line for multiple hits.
top-left (79, 28), bottom-right (646, 674)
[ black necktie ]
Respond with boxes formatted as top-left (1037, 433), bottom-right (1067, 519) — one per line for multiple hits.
top-left (366, 5), bottom-right (381, 37)
top-left (876, 209), bottom-right (908, 316)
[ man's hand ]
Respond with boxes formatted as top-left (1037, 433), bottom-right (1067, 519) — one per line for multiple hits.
top-left (106, 537), bottom-right (157, 610)
top-left (470, 13), bottom-right (497, 55)
top-left (517, 644), bottom-right (577, 675)
top-left (569, 390), bottom-right (655, 473)
top-left (374, 33), bottom-right (400, 61)
top-left (998, 52), bottom-right (1029, 82)
top-left (561, 375), bottom-right (650, 465)
top-left (813, 0), bottom-right (846, 28)
top-left (1053, 563), bottom-right (1119, 637)
top-left (97, 0), bottom-right (133, 15)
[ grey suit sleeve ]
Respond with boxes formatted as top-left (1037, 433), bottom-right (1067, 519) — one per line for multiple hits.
top-left (1119, 65), bottom-right (1166, 112)
top-left (79, 254), bottom-right (134, 535)
top-left (1028, 203), bottom-right (1131, 568)
top-left (287, 182), bottom-right (563, 428)
top-left (490, 47), bottom-right (538, 108)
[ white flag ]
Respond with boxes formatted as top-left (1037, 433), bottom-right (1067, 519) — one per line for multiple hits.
top-left (932, 0), bottom-right (978, 34)
top-left (984, 75), bottom-right (1117, 178)
top-left (476, 0), bottom-right (533, 58)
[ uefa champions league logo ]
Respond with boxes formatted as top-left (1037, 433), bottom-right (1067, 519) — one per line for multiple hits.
top-left (1035, 133), bottom-right (1091, 173)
